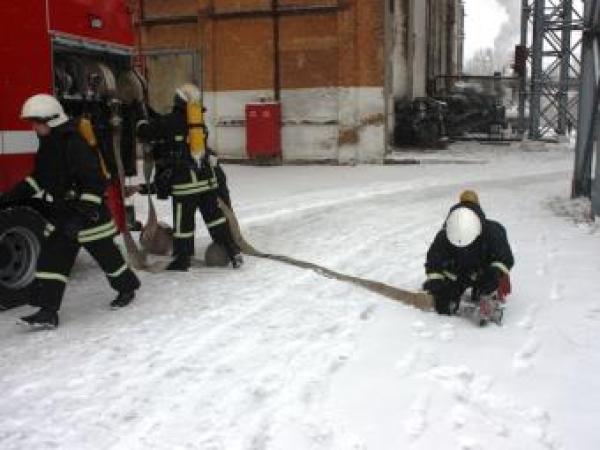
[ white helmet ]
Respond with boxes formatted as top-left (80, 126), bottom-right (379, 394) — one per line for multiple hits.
top-left (445, 207), bottom-right (482, 247)
top-left (21, 94), bottom-right (68, 128)
top-left (175, 83), bottom-right (201, 103)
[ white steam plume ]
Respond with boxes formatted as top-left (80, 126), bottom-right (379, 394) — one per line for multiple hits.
top-left (493, 0), bottom-right (522, 70)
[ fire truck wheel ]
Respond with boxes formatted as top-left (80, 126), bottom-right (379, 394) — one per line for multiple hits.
top-left (0, 207), bottom-right (45, 310)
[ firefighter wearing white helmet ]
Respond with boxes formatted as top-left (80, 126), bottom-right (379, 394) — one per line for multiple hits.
top-left (20, 94), bottom-right (69, 128)
top-left (445, 207), bottom-right (482, 247)
top-left (0, 94), bottom-right (140, 328)
top-left (422, 190), bottom-right (514, 315)
top-left (137, 84), bottom-right (243, 271)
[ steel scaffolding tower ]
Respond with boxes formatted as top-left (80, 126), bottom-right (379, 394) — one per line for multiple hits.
top-left (572, 0), bottom-right (600, 216)
top-left (519, 0), bottom-right (584, 138)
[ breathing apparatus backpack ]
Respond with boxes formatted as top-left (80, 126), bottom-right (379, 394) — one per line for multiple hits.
top-left (186, 100), bottom-right (207, 162)
top-left (77, 117), bottom-right (111, 181)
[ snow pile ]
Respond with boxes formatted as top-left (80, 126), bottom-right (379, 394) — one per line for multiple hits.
top-left (546, 196), bottom-right (596, 230)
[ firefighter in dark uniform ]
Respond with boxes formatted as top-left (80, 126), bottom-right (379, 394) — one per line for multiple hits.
top-left (206, 144), bottom-right (232, 210)
top-left (0, 94), bottom-right (140, 328)
top-left (137, 84), bottom-right (243, 271)
top-left (423, 190), bottom-right (514, 315)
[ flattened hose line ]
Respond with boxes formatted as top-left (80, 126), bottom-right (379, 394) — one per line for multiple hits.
top-left (218, 199), bottom-right (433, 311)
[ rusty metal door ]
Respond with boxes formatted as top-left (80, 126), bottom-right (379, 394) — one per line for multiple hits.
top-left (144, 49), bottom-right (201, 113)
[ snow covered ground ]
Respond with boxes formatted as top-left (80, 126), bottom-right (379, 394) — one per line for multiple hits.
top-left (2, 142), bottom-right (600, 450)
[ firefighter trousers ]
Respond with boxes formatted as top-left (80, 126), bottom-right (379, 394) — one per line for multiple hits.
top-left (171, 189), bottom-right (238, 258)
top-left (33, 220), bottom-right (140, 312)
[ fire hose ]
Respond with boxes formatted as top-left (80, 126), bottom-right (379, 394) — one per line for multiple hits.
top-left (217, 199), bottom-right (434, 312)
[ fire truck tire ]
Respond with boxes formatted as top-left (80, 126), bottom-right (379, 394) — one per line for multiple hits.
top-left (0, 207), bottom-right (45, 310)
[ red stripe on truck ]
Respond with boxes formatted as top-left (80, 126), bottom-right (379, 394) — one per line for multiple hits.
top-left (0, 154), bottom-right (36, 193)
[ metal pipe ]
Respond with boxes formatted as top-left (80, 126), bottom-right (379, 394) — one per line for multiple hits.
top-left (200, 2), bottom-right (346, 20)
top-left (518, 0), bottom-right (530, 137)
top-left (572, 0), bottom-right (600, 206)
top-left (272, 0), bottom-right (281, 102)
top-left (557, 0), bottom-right (573, 135)
top-left (529, 0), bottom-right (545, 139)
top-left (142, 15), bottom-right (197, 26)
top-left (384, 0), bottom-right (392, 155)
top-left (458, 0), bottom-right (465, 74)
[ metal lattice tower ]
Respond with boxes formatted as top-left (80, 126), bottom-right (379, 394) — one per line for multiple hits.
top-left (519, 0), bottom-right (584, 139)
top-left (572, 0), bottom-right (600, 216)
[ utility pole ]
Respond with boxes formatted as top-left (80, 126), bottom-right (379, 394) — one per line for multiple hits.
top-left (572, 0), bottom-right (600, 217)
top-left (272, 0), bottom-right (281, 102)
top-left (518, 0), bottom-right (530, 136)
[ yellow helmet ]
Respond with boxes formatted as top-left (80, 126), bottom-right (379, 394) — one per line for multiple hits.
top-left (460, 190), bottom-right (479, 205)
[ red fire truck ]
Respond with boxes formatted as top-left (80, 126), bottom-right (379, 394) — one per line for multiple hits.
top-left (0, 0), bottom-right (143, 308)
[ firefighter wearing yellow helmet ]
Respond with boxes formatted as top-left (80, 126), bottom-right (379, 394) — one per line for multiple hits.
top-left (137, 84), bottom-right (243, 271)
top-left (0, 94), bottom-right (140, 328)
top-left (422, 190), bottom-right (514, 316)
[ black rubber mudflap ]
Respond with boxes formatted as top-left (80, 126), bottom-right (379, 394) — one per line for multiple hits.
top-left (0, 207), bottom-right (45, 310)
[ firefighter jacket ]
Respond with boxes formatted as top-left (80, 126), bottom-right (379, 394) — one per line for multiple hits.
top-left (6, 120), bottom-right (116, 244)
top-left (137, 105), bottom-right (217, 199)
top-left (425, 201), bottom-right (514, 285)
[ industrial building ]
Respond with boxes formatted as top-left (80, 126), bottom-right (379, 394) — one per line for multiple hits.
top-left (137, 0), bottom-right (464, 163)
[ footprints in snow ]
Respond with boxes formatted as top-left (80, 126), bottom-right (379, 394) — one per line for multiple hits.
top-left (514, 305), bottom-right (542, 372)
top-left (394, 321), bottom-right (456, 377)
top-left (412, 320), bottom-right (456, 342)
top-left (359, 304), bottom-right (376, 321)
top-left (549, 282), bottom-right (565, 301)
top-left (428, 364), bottom-right (561, 449)
top-left (399, 315), bottom-right (558, 448)
top-left (404, 391), bottom-right (431, 440)
top-left (513, 338), bottom-right (541, 371)
top-left (535, 237), bottom-right (566, 303)
top-left (517, 304), bottom-right (538, 330)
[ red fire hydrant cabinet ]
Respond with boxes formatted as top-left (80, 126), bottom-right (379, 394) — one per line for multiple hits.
top-left (245, 103), bottom-right (282, 159)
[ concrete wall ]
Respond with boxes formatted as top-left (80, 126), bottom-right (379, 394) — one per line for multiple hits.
top-left (389, 0), bottom-right (461, 101)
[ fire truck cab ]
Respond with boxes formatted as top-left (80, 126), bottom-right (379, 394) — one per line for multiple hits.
top-left (0, 1), bottom-right (142, 308)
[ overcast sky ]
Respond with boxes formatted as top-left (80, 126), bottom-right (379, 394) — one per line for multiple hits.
top-left (464, 0), bottom-right (510, 59)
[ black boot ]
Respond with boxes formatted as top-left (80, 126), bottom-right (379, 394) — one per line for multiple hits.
top-left (20, 308), bottom-right (59, 329)
top-left (167, 255), bottom-right (191, 271)
top-left (433, 295), bottom-right (459, 315)
top-left (231, 253), bottom-right (244, 269)
top-left (110, 291), bottom-right (135, 309)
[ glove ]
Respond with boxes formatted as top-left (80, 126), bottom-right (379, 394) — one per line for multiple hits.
top-left (423, 278), bottom-right (449, 296)
top-left (155, 168), bottom-right (173, 200)
top-left (478, 267), bottom-right (502, 295)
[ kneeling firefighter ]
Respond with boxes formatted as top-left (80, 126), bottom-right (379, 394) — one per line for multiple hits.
top-left (137, 84), bottom-right (243, 271)
top-left (422, 190), bottom-right (514, 315)
top-left (0, 94), bottom-right (140, 328)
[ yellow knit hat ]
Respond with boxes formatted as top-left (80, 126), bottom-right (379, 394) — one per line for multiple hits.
top-left (460, 190), bottom-right (479, 205)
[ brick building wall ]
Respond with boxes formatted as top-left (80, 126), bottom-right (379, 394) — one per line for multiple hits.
top-left (139, 0), bottom-right (460, 162)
